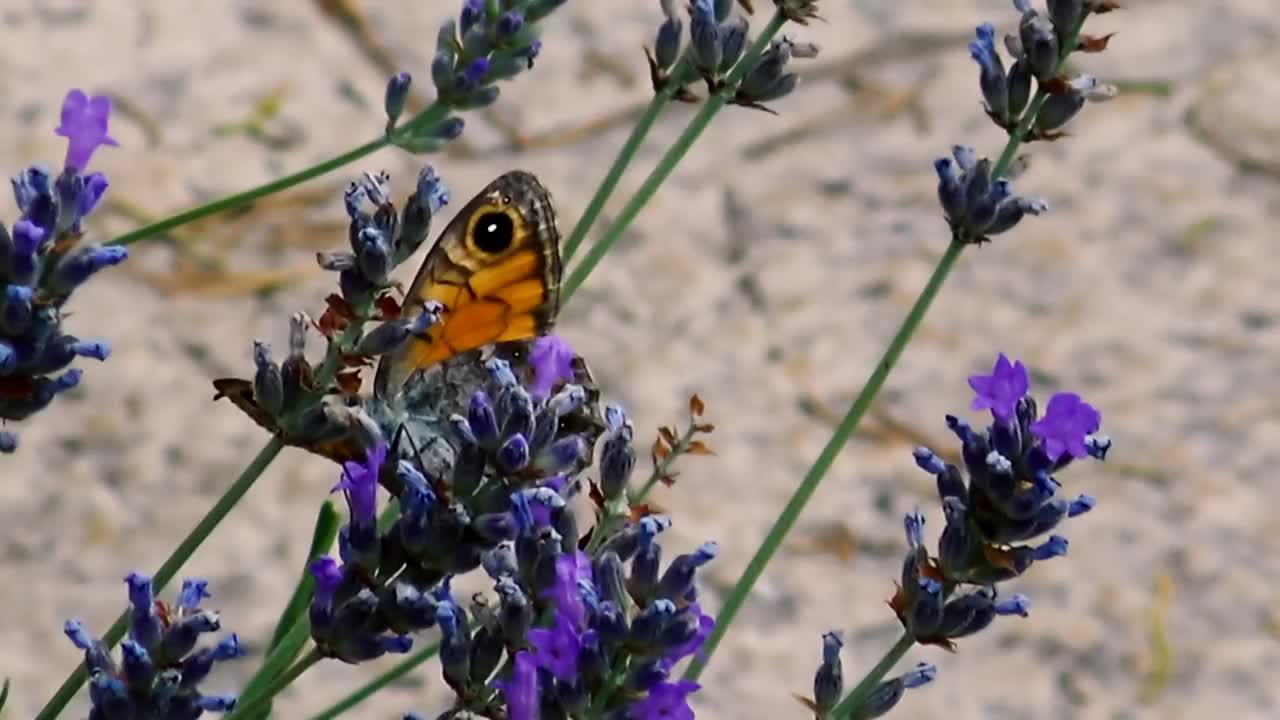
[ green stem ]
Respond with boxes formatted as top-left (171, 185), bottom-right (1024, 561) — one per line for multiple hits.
top-left (307, 640), bottom-right (441, 720)
top-left (561, 11), bottom-right (787, 302)
top-left (226, 648), bottom-right (324, 720)
top-left (681, 239), bottom-right (965, 682)
top-left (107, 138), bottom-right (388, 247)
top-left (264, 501), bottom-right (339, 653)
top-left (235, 618), bottom-right (315, 718)
top-left (634, 424), bottom-right (695, 503)
top-left (992, 89), bottom-right (1045, 179)
top-left (587, 660), bottom-right (631, 717)
top-left (829, 631), bottom-right (915, 719)
top-left (106, 101), bottom-right (452, 247)
top-left (682, 16), bottom-right (1090, 684)
top-left (34, 438), bottom-right (285, 720)
top-left (561, 64), bottom-right (690, 264)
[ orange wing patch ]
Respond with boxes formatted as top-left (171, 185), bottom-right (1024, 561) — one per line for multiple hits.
top-left (375, 171), bottom-right (561, 395)
top-left (469, 249), bottom-right (541, 296)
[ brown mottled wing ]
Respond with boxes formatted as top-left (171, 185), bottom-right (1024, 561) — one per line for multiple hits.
top-left (212, 378), bottom-right (281, 435)
top-left (211, 378), bottom-right (363, 464)
top-left (375, 171), bottom-right (561, 396)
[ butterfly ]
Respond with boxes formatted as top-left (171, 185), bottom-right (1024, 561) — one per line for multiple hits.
top-left (214, 170), bottom-right (564, 462)
top-left (374, 170), bottom-right (562, 394)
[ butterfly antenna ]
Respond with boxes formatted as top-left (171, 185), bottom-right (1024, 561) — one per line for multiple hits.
top-left (389, 423), bottom-right (407, 458)
top-left (399, 423), bottom-right (431, 474)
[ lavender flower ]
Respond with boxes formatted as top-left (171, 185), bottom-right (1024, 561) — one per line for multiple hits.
top-left (491, 651), bottom-right (539, 720)
top-left (812, 631), bottom-right (843, 714)
top-left (384, 71), bottom-right (412, 131)
top-left (527, 609), bottom-right (584, 680)
top-left (934, 144), bottom-right (1047, 244)
top-left (390, 375), bottom-right (718, 719)
top-left (643, 0), bottom-right (819, 109)
top-left (630, 679), bottom-right (701, 720)
top-left (1029, 391), bottom-right (1101, 462)
top-left (970, 2), bottom-right (1117, 137)
top-left (54, 89), bottom-right (118, 171)
top-left (967, 352), bottom-right (1029, 423)
top-left (733, 36), bottom-right (820, 112)
top-left (857, 662), bottom-right (939, 719)
top-left (896, 353), bottom-right (1107, 638)
top-left (528, 333), bottom-right (575, 398)
top-left (383, 0), bottom-right (566, 154)
top-left (812, 354), bottom-right (1106, 717)
top-left (0, 89), bottom-right (126, 451)
top-left (64, 574), bottom-right (243, 717)
top-left (308, 554), bottom-right (416, 664)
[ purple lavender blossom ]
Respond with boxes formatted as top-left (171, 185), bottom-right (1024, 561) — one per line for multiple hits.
top-left (629, 679), bottom-right (701, 720)
top-left (528, 333), bottom-right (575, 398)
top-left (1030, 391), bottom-right (1102, 462)
top-left (664, 603), bottom-right (714, 663)
top-left (549, 550), bottom-right (592, 629)
top-left (54, 89), bottom-right (118, 170)
top-left (334, 441), bottom-right (386, 526)
top-left (65, 573), bottom-right (242, 716)
top-left (310, 556), bottom-right (344, 615)
top-left (968, 352), bottom-right (1029, 423)
top-left (527, 609), bottom-right (583, 681)
top-left (493, 650), bottom-right (540, 720)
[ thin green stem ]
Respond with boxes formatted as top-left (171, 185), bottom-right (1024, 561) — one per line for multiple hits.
top-left (561, 63), bottom-right (690, 264)
top-left (681, 239), bottom-right (965, 682)
top-left (265, 501), bottom-right (339, 653)
top-left (106, 102), bottom-right (452, 247)
top-left (236, 618), bottom-right (315, 718)
top-left (307, 640), bottom-right (441, 720)
top-left (561, 11), bottom-right (787, 302)
top-left (587, 660), bottom-right (631, 717)
top-left (682, 15), bottom-right (1091, 684)
top-left (829, 631), bottom-right (915, 719)
top-left (230, 503), bottom-right (338, 719)
top-left (992, 90), bottom-right (1046, 179)
top-left (226, 648), bottom-right (324, 720)
top-left (34, 438), bottom-right (285, 720)
top-left (993, 14), bottom-right (1085, 179)
top-left (107, 138), bottom-right (387, 247)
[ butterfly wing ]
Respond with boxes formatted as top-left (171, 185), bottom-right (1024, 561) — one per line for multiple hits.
top-left (211, 378), bottom-right (365, 464)
top-left (375, 171), bottom-right (562, 395)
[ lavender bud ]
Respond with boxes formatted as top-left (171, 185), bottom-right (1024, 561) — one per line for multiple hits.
top-left (496, 10), bottom-right (524, 40)
top-left (50, 245), bottom-right (128, 295)
top-left (384, 72), bottom-right (412, 130)
top-left (717, 14), bottom-right (749, 74)
top-left (1019, 11), bottom-right (1059, 80)
top-left (1035, 91), bottom-right (1086, 133)
top-left (654, 16), bottom-right (682, 70)
top-left (498, 433), bottom-right (530, 473)
top-left (688, 0), bottom-right (721, 73)
top-left (1007, 58), bottom-right (1033, 118)
top-left (1047, 0), bottom-right (1083, 37)
top-left (1, 284), bottom-right (33, 335)
top-left (458, 0), bottom-right (485, 36)
top-left (813, 631), bottom-right (843, 713)
top-left (432, 52), bottom-right (456, 96)
top-left (252, 341), bottom-right (284, 415)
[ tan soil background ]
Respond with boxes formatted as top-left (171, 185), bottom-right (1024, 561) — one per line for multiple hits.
top-left (3, 0), bottom-right (1279, 718)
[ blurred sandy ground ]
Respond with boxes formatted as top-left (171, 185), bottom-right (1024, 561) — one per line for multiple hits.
top-left (2, 0), bottom-right (1279, 717)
